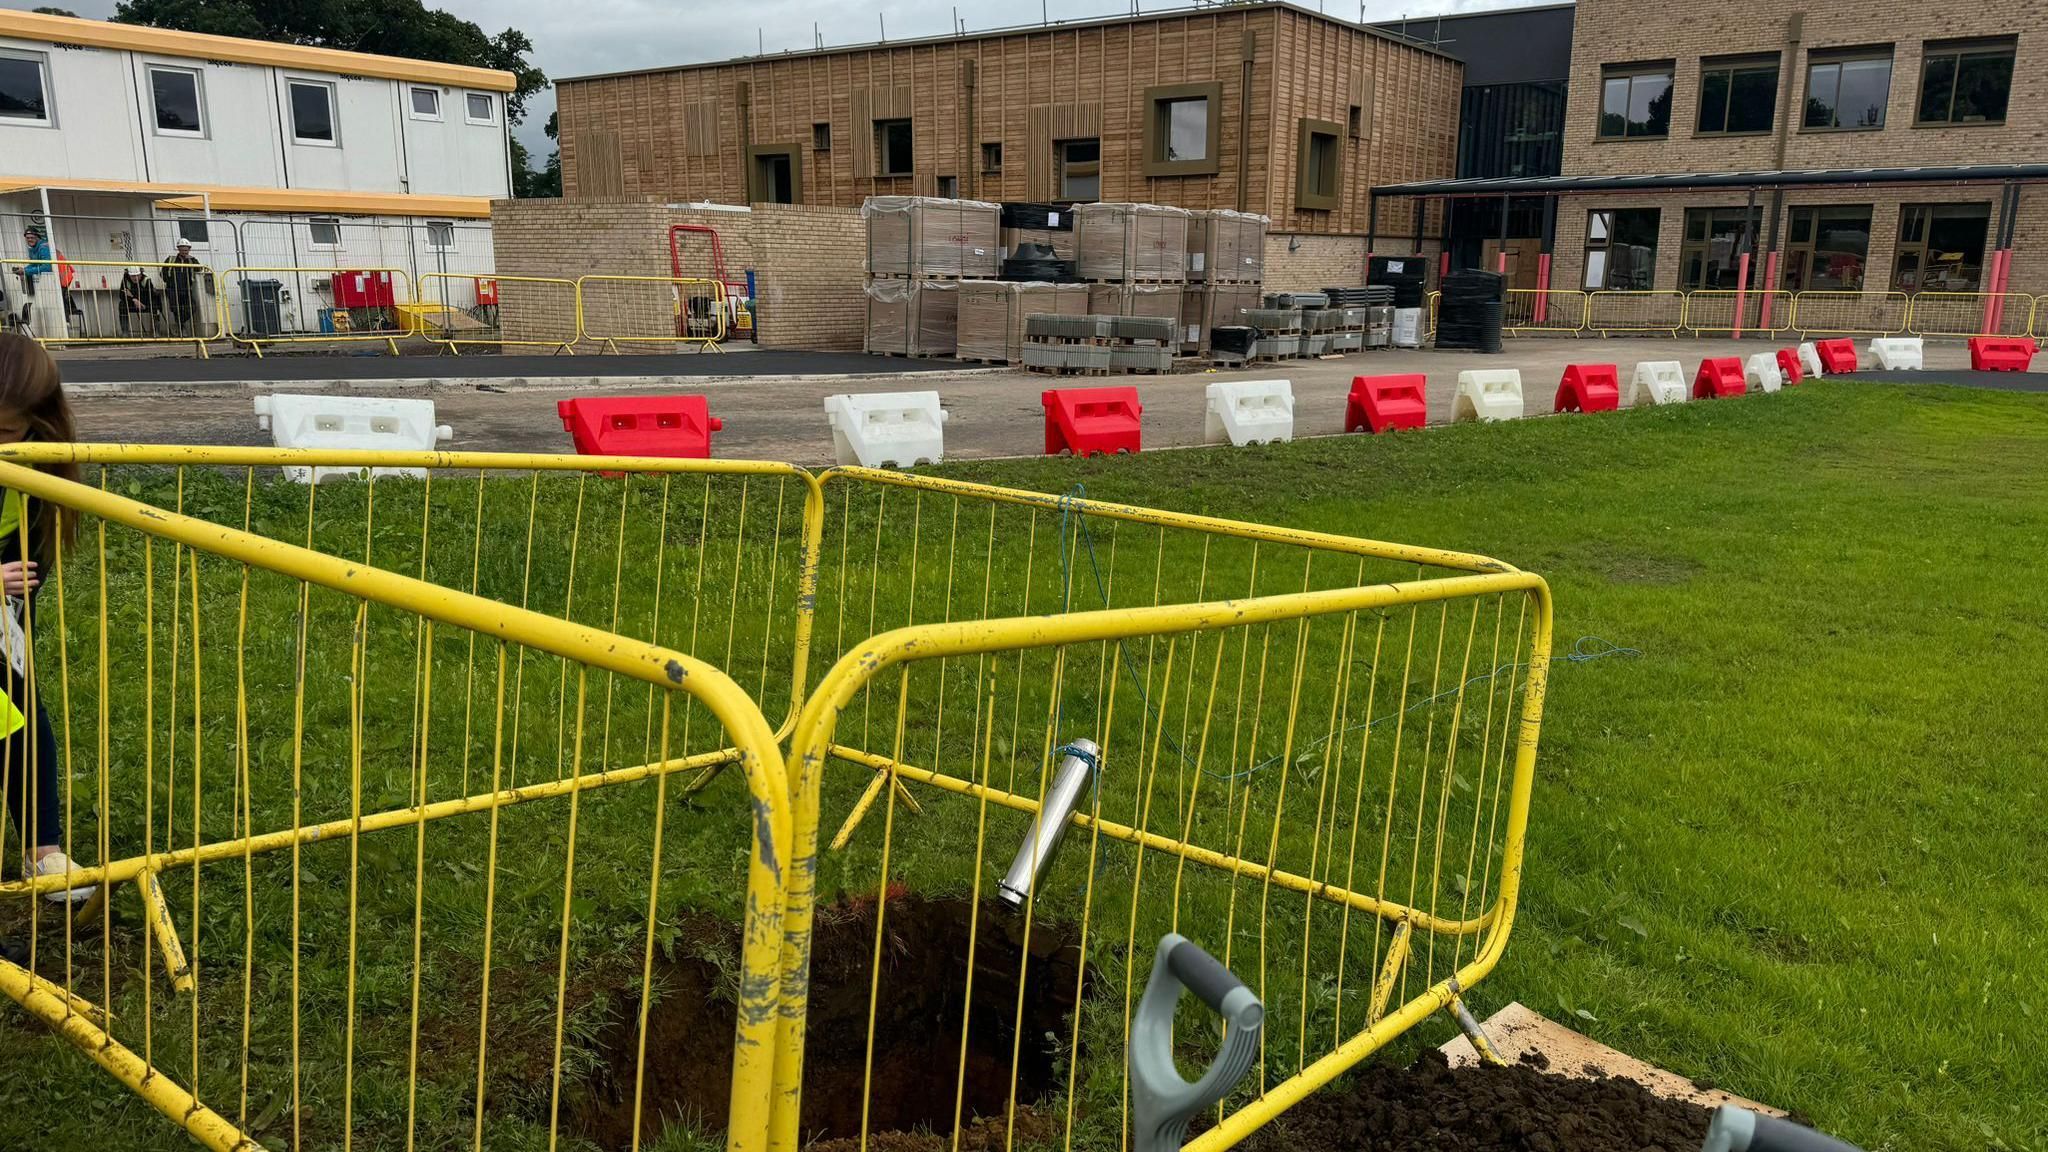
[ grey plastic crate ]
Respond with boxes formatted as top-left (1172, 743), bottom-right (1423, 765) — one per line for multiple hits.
top-left (1330, 331), bottom-right (1364, 352)
top-left (1112, 314), bottom-right (1178, 344)
top-left (1110, 345), bottom-right (1174, 373)
top-left (1241, 307), bottom-right (1302, 330)
top-left (1303, 334), bottom-right (1331, 355)
top-left (1254, 335), bottom-right (1301, 359)
top-left (1025, 313), bottom-right (1116, 340)
top-left (1022, 344), bottom-right (1068, 369)
top-left (1263, 291), bottom-right (1329, 309)
top-left (1066, 344), bottom-right (1114, 370)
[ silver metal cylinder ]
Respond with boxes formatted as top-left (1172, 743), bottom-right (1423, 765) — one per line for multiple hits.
top-left (996, 737), bottom-right (1100, 910)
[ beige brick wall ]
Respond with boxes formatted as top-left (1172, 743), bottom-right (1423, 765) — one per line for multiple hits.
top-left (1264, 232), bottom-right (1443, 292)
top-left (1562, 0), bottom-right (2048, 177)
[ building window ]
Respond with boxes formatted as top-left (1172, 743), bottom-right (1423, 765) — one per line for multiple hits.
top-left (149, 66), bottom-right (205, 136)
top-left (1696, 55), bottom-right (1778, 135)
top-left (1678, 208), bottom-right (1763, 289)
top-left (425, 221), bottom-right (455, 250)
top-left (465, 92), bottom-right (495, 124)
top-left (1057, 138), bottom-right (1100, 201)
top-left (1894, 203), bottom-right (1991, 291)
top-left (1141, 82), bottom-right (1222, 176)
top-left (1916, 38), bottom-right (2014, 125)
top-left (0, 50), bottom-right (52, 125)
top-left (307, 217), bottom-right (342, 248)
top-left (1582, 208), bottom-right (1660, 289)
top-left (289, 79), bottom-right (337, 144)
top-left (1295, 119), bottom-right (1343, 211)
top-left (1802, 49), bottom-right (1891, 130)
top-left (813, 122), bottom-right (831, 151)
top-left (176, 219), bottom-right (211, 247)
top-left (1348, 103), bottom-right (1363, 138)
top-left (981, 142), bottom-right (1002, 174)
top-left (1599, 63), bottom-right (1673, 138)
top-left (748, 145), bottom-right (800, 204)
top-left (1783, 205), bottom-right (1872, 290)
top-left (937, 175), bottom-right (959, 198)
top-left (875, 118), bottom-right (912, 176)
top-left (410, 86), bottom-right (441, 120)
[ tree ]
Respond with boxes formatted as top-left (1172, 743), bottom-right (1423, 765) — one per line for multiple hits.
top-left (112, 0), bottom-right (546, 124)
top-left (32, 7), bottom-right (82, 15)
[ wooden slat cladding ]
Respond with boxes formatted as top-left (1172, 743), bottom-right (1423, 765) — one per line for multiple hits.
top-left (556, 3), bottom-right (1457, 226)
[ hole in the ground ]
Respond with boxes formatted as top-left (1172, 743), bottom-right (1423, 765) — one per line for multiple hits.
top-left (569, 892), bottom-right (1088, 1150)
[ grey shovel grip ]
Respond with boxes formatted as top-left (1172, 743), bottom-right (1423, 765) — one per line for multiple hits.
top-left (1131, 933), bottom-right (1264, 1152)
top-left (1702, 1106), bottom-right (1865, 1152)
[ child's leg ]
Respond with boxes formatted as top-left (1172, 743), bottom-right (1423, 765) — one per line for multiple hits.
top-left (0, 673), bottom-right (57, 855)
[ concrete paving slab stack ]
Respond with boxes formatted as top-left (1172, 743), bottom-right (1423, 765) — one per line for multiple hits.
top-left (956, 280), bottom-right (1090, 364)
top-left (863, 195), bottom-right (1000, 357)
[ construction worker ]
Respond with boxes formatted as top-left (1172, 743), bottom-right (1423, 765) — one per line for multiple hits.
top-left (162, 239), bottom-right (207, 336)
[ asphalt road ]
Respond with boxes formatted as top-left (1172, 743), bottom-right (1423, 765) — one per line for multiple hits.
top-left (54, 348), bottom-right (963, 385)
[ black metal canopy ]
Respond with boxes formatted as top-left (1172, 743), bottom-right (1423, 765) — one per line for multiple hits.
top-left (1371, 164), bottom-right (2048, 199)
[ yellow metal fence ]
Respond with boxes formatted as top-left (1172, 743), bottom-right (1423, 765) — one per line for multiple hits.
top-left (0, 448), bottom-right (1549, 1152)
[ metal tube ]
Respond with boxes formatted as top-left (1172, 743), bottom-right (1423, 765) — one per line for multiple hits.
top-left (996, 737), bottom-right (1100, 909)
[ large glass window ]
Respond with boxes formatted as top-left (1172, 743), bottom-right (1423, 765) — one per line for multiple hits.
top-left (289, 79), bottom-right (337, 144)
top-left (1582, 208), bottom-right (1660, 289)
top-left (1679, 208), bottom-right (1763, 289)
top-left (1783, 206), bottom-right (1872, 291)
top-left (1894, 203), bottom-right (1991, 292)
top-left (1803, 50), bottom-right (1891, 130)
top-left (1697, 56), bottom-right (1779, 134)
top-left (150, 66), bottom-right (204, 135)
top-left (0, 50), bottom-right (51, 124)
top-left (1916, 39), bottom-right (2014, 125)
top-left (1057, 138), bottom-right (1100, 201)
top-left (875, 119), bottom-right (912, 176)
top-left (1599, 64), bottom-right (1673, 138)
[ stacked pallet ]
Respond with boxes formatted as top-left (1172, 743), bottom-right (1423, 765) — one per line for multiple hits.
top-left (863, 196), bottom-right (1000, 357)
top-left (1075, 203), bottom-right (1193, 351)
top-left (956, 280), bottom-right (1090, 364)
top-left (1184, 210), bottom-right (1269, 355)
top-left (1022, 314), bottom-right (1178, 376)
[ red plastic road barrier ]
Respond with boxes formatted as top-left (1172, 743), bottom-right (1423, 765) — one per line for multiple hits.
top-left (557, 395), bottom-right (722, 460)
top-left (1043, 387), bottom-right (1142, 456)
top-left (1345, 374), bottom-right (1428, 433)
top-left (1692, 357), bottom-right (1746, 399)
top-left (1815, 338), bottom-right (1858, 374)
top-left (1775, 347), bottom-right (1804, 386)
top-left (1968, 336), bottom-right (2036, 372)
top-left (1554, 363), bottom-right (1621, 413)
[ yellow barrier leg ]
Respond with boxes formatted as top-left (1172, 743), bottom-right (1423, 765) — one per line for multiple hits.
top-left (1445, 977), bottom-right (1507, 1067)
top-left (1367, 920), bottom-right (1412, 1025)
top-left (826, 766), bottom-right (923, 852)
top-left (0, 961), bottom-right (260, 1152)
top-left (139, 868), bottom-right (194, 993)
top-left (384, 336), bottom-right (400, 356)
top-left (69, 879), bottom-right (109, 933)
top-left (194, 338), bottom-right (210, 360)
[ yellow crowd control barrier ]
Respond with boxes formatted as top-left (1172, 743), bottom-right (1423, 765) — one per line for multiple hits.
top-left (1681, 289), bottom-right (1793, 337)
top-left (1585, 290), bottom-right (1686, 337)
top-left (419, 272), bottom-right (580, 355)
top-left (1787, 290), bottom-right (1909, 337)
top-left (0, 258), bottom-right (225, 357)
top-left (1905, 291), bottom-right (2037, 340)
top-left (576, 275), bottom-right (728, 352)
top-left (0, 455), bottom-right (792, 1152)
top-left (220, 266), bottom-right (420, 356)
top-left (1502, 288), bottom-right (1588, 335)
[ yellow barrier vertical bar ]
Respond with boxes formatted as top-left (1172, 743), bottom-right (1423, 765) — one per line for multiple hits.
top-left (234, 468), bottom-right (256, 1129)
top-left (1252, 557), bottom-right (1316, 1091)
top-left (460, 472), bottom-right (487, 795)
top-left (626, 695), bottom-right (675, 1152)
top-left (1370, 599), bottom-right (1421, 1014)
top-left (1472, 596), bottom-right (1530, 930)
top-left (546, 669), bottom-right (590, 1150)
top-left (506, 473), bottom-right (542, 789)
top-left (1423, 602), bottom-right (1480, 989)
top-left (950, 681), bottom-right (997, 1152)
top-left (552, 475), bottom-right (589, 785)
top-left (1117, 640), bottom-right (1177, 1152)
top-left (639, 476), bottom-right (674, 767)
top-left (473, 643), bottom-right (511, 1150)
top-left (1332, 614), bottom-right (1387, 1043)
top-left (405, 618), bottom-right (438, 1152)
top-left (1008, 644), bottom-right (1071, 1152)
top-left (142, 527), bottom-right (156, 1072)
top-left (184, 546), bottom-right (204, 1119)
top-left (855, 663), bottom-right (914, 1152)
top-left (1296, 606), bottom-right (1359, 1071)
top-left (94, 480), bottom-right (112, 1035)
top-left (1452, 596), bottom-right (1509, 975)
top-left (1401, 603), bottom-right (1448, 1003)
top-left (289, 480), bottom-right (315, 1152)
top-left (758, 478), bottom-right (788, 705)
top-left (601, 476), bottom-right (633, 774)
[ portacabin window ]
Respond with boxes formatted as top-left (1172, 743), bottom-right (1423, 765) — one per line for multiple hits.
top-left (426, 220), bottom-right (455, 250)
top-left (1803, 48), bottom-right (1892, 130)
top-left (307, 216), bottom-right (342, 248)
top-left (465, 92), bottom-right (495, 124)
top-left (410, 86), bottom-right (442, 120)
top-left (0, 49), bottom-right (52, 125)
top-left (1916, 38), bottom-right (2015, 125)
top-left (149, 65), bottom-right (205, 136)
top-left (176, 218), bottom-right (211, 247)
top-left (1696, 54), bottom-right (1778, 135)
top-left (1599, 63), bottom-right (1673, 138)
top-left (289, 78), bottom-right (338, 144)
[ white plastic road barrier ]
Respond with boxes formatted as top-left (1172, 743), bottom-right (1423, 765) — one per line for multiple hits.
top-left (1798, 342), bottom-right (1825, 378)
top-left (1204, 379), bottom-right (1295, 446)
top-left (823, 390), bottom-right (948, 468)
top-left (1744, 352), bottom-right (1784, 394)
top-left (253, 393), bottom-right (452, 483)
top-left (1629, 361), bottom-right (1687, 406)
top-left (1870, 336), bottom-right (1924, 370)
top-left (1453, 369), bottom-right (1523, 422)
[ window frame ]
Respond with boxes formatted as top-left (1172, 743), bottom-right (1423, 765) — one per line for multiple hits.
top-left (1893, 201), bottom-right (1992, 292)
top-left (1140, 81), bottom-right (1223, 177)
top-left (464, 92), bottom-right (495, 125)
top-left (937, 175), bottom-right (959, 198)
top-left (1914, 37), bottom-right (2015, 126)
top-left (147, 64), bottom-right (207, 138)
top-left (175, 218), bottom-right (212, 249)
top-left (424, 220), bottom-right (456, 251)
top-left (1782, 204), bottom-right (1874, 291)
top-left (287, 78), bottom-right (339, 146)
top-left (812, 121), bottom-right (831, 152)
top-left (1597, 62), bottom-right (1675, 140)
top-left (409, 86), bottom-right (442, 121)
top-left (1581, 207), bottom-right (1661, 290)
top-left (306, 216), bottom-right (343, 249)
top-left (1677, 206), bottom-right (1764, 289)
top-left (874, 118), bottom-right (913, 177)
top-left (981, 141), bottom-right (1003, 175)
top-left (1055, 137), bottom-right (1101, 202)
top-left (1295, 118), bottom-right (1344, 211)
top-left (0, 48), bottom-right (54, 127)
top-left (745, 143), bottom-right (803, 204)
top-left (1694, 53), bottom-right (1779, 137)
top-left (1800, 47), bottom-right (1893, 132)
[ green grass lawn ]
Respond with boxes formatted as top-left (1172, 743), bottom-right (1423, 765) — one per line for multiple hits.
top-left (0, 379), bottom-right (2040, 1152)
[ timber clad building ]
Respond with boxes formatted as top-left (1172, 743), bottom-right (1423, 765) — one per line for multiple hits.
top-left (554, 2), bottom-right (1460, 238)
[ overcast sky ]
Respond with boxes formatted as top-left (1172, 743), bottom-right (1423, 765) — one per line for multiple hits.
top-left (9, 0), bottom-right (1537, 167)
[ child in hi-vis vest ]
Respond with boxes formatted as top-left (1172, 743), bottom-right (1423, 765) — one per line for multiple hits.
top-left (0, 332), bottom-right (92, 903)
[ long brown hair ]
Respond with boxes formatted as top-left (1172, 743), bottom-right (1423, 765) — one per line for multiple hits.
top-left (0, 332), bottom-right (79, 567)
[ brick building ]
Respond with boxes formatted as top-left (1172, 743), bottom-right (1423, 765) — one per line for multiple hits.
top-left (552, 2), bottom-right (1462, 278)
top-left (1371, 0), bottom-right (2048, 330)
